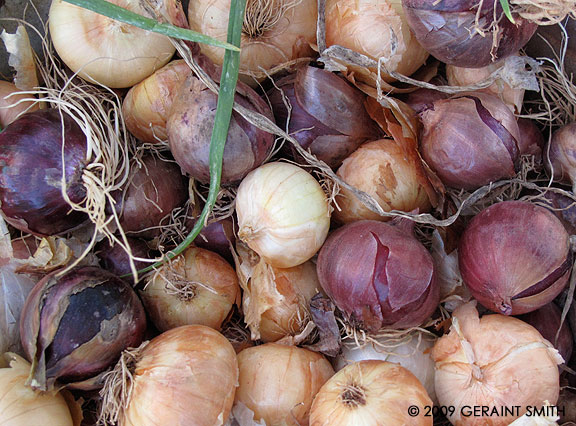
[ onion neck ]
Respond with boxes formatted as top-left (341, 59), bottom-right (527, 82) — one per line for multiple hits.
top-left (340, 383), bottom-right (367, 408)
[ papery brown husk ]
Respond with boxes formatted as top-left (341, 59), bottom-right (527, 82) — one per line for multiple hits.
top-left (0, 80), bottom-right (38, 128)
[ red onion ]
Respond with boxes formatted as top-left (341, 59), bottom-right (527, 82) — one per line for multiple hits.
top-left (399, 87), bottom-right (449, 115)
top-left (517, 117), bottom-right (544, 161)
top-left (19, 266), bottom-right (146, 391)
top-left (95, 237), bottom-right (153, 277)
top-left (545, 122), bottom-right (576, 190)
top-left (538, 191), bottom-right (576, 235)
top-left (267, 66), bottom-right (382, 169)
top-left (0, 109), bottom-right (88, 236)
top-left (317, 219), bottom-right (439, 332)
top-left (419, 92), bottom-right (520, 190)
top-left (459, 201), bottom-right (572, 316)
top-left (194, 217), bottom-right (237, 264)
top-left (401, 0), bottom-right (537, 68)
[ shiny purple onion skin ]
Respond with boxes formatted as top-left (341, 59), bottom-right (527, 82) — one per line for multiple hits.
top-left (459, 201), bottom-right (572, 316)
top-left (20, 266), bottom-right (146, 391)
top-left (0, 109), bottom-right (88, 236)
top-left (317, 220), bottom-right (439, 332)
top-left (96, 237), bottom-right (153, 277)
top-left (402, 0), bottom-right (537, 68)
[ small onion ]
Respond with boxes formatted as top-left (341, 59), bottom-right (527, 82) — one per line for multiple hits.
top-left (334, 139), bottom-right (433, 224)
top-left (402, 0), bottom-right (537, 68)
top-left (317, 220), bottom-right (439, 332)
top-left (419, 92), bottom-right (521, 190)
top-left (459, 201), bottom-right (572, 316)
top-left (310, 360), bottom-right (433, 426)
top-left (235, 343), bottom-right (334, 425)
top-left (140, 247), bottom-right (239, 332)
top-left (19, 266), bottom-right (146, 390)
top-left (236, 162), bottom-right (331, 268)
top-left (545, 122), bottom-right (576, 191)
top-left (0, 80), bottom-right (38, 128)
top-left (517, 117), bottom-right (544, 161)
top-left (122, 60), bottom-right (192, 143)
top-left (432, 302), bottom-right (562, 425)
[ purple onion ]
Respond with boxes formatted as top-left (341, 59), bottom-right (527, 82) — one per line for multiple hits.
top-left (538, 191), bottom-right (576, 235)
top-left (545, 122), bottom-right (576, 190)
top-left (517, 118), bottom-right (544, 161)
top-left (194, 218), bottom-right (237, 264)
top-left (96, 237), bottom-right (153, 277)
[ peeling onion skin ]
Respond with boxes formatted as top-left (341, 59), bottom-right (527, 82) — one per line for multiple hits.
top-left (401, 0), bottom-right (537, 68)
top-left (545, 122), bottom-right (576, 190)
top-left (19, 266), bottom-right (146, 391)
top-left (0, 80), bottom-right (38, 128)
top-left (459, 201), bottom-right (572, 316)
top-left (317, 220), bottom-right (439, 332)
top-left (0, 109), bottom-right (88, 236)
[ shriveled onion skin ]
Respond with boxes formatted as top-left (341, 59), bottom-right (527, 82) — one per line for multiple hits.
top-left (20, 266), bottom-right (146, 390)
top-left (459, 201), bottom-right (572, 316)
top-left (124, 325), bottom-right (239, 426)
top-left (545, 122), bottom-right (576, 188)
top-left (402, 0), bottom-right (537, 68)
top-left (317, 220), bottom-right (439, 332)
top-left (0, 109), bottom-right (88, 236)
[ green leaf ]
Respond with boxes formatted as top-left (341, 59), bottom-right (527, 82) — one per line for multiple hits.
top-left (62, 0), bottom-right (239, 52)
top-left (499, 0), bottom-right (516, 24)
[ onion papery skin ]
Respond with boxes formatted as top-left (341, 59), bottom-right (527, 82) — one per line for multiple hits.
top-left (419, 92), bottom-right (521, 190)
top-left (0, 80), bottom-right (38, 128)
top-left (317, 220), bottom-right (439, 332)
top-left (402, 0), bottom-right (537, 68)
top-left (20, 266), bottom-right (146, 391)
top-left (267, 66), bottom-right (382, 169)
top-left (545, 122), bottom-right (576, 189)
top-left (122, 325), bottom-right (239, 426)
top-left (235, 343), bottom-right (334, 425)
top-left (0, 109), bottom-right (88, 236)
top-left (459, 201), bottom-right (572, 316)
top-left (310, 360), bottom-right (433, 426)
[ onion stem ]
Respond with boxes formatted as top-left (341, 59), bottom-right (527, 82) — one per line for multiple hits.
top-left (499, 0), bottom-right (516, 23)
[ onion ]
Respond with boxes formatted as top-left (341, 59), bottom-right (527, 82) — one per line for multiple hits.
top-left (310, 360), bottom-right (433, 426)
top-left (19, 266), bottom-right (146, 391)
top-left (0, 80), bottom-right (38, 128)
top-left (0, 109), bottom-right (88, 236)
top-left (104, 325), bottom-right (239, 426)
top-left (402, 0), bottom-right (537, 68)
top-left (325, 0), bottom-right (429, 83)
top-left (167, 73), bottom-right (275, 184)
top-left (95, 236), bottom-right (153, 277)
top-left (236, 162), bottom-right (331, 268)
top-left (140, 247), bottom-right (239, 332)
top-left (317, 220), bottom-right (439, 332)
top-left (334, 139), bottom-right (433, 224)
top-left (194, 217), bottom-right (237, 264)
top-left (49, 0), bottom-right (178, 88)
top-left (122, 60), bottom-right (192, 143)
top-left (459, 201), bottom-right (572, 316)
top-left (517, 117), bottom-right (544, 161)
top-left (545, 122), bottom-right (576, 191)
top-left (235, 343), bottom-right (334, 425)
top-left (398, 86), bottom-right (449, 115)
top-left (538, 190), bottom-right (576, 235)
top-left (419, 92), bottom-right (521, 190)
top-left (432, 302), bottom-right (562, 425)
top-left (188, 0), bottom-right (317, 80)
top-left (267, 66), bottom-right (382, 169)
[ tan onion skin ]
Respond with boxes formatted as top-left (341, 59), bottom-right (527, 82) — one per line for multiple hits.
top-left (546, 122), bottom-right (576, 190)
top-left (310, 360), bottom-right (433, 426)
top-left (235, 343), bottom-right (334, 425)
top-left (122, 60), bottom-right (191, 143)
top-left (0, 81), bottom-right (38, 128)
top-left (334, 139), bottom-right (432, 223)
top-left (432, 303), bottom-right (562, 426)
top-left (123, 325), bottom-right (239, 426)
top-left (140, 247), bottom-right (239, 332)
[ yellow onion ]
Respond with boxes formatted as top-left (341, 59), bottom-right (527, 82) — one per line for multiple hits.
top-left (236, 162), bottom-right (331, 268)
top-left (310, 360), bottom-right (433, 426)
top-left (188, 0), bottom-right (317, 81)
top-left (0, 80), bottom-right (38, 128)
top-left (432, 302), bottom-right (562, 425)
top-left (49, 0), bottom-right (177, 88)
top-left (325, 0), bottom-right (428, 84)
top-left (545, 122), bottom-right (576, 191)
top-left (235, 343), bottom-right (334, 425)
top-left (110, 325), bottom-right (239, 426)
top-left (0, 353), bottom-right (82, 426)
top-left (334, 139), bottom-right (433, 224)
top-left (140, 247), bottom-right (239, 332)
top-left (122, 60), bottom-right (192, 143)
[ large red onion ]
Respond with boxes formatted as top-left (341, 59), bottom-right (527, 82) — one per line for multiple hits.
top-left (317, 220), bottom-right (439, 332)
top-left (401, 0), bottom-right (537, 68)
top-left (459, 201), bottom-right (572, 316)
top-left (19, 266), bottom-right (146, 391)
top-left (0, 109), bottom-right (88, 236)
top-left (545, 122), bottom-right (576, 190)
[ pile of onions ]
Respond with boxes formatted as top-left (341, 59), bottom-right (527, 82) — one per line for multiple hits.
top-left (236, 162), bottom-right (331, 268)
top-left (419, 92), bottom-right (521, 190)
top-left (459, 201), bottom-right (572, 316)
top-left (19, 266), bottom-right (146, 391)
top-left (317, 219), bottom-right (439, 332)
top-left (235, 343), bottom-right (334, 425)
top-left (310, 360), bottom-right (433, 425)
top-left (140, 246), bottom-right (239, 332)
top-left (0, 80), bottom-right (38, 127)
top-left (545, 122), bottom-right (576, 191)
top-left (432, 302), bottom-right (562, 425)
top-left (334, 139), bottom-right (433, 224)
